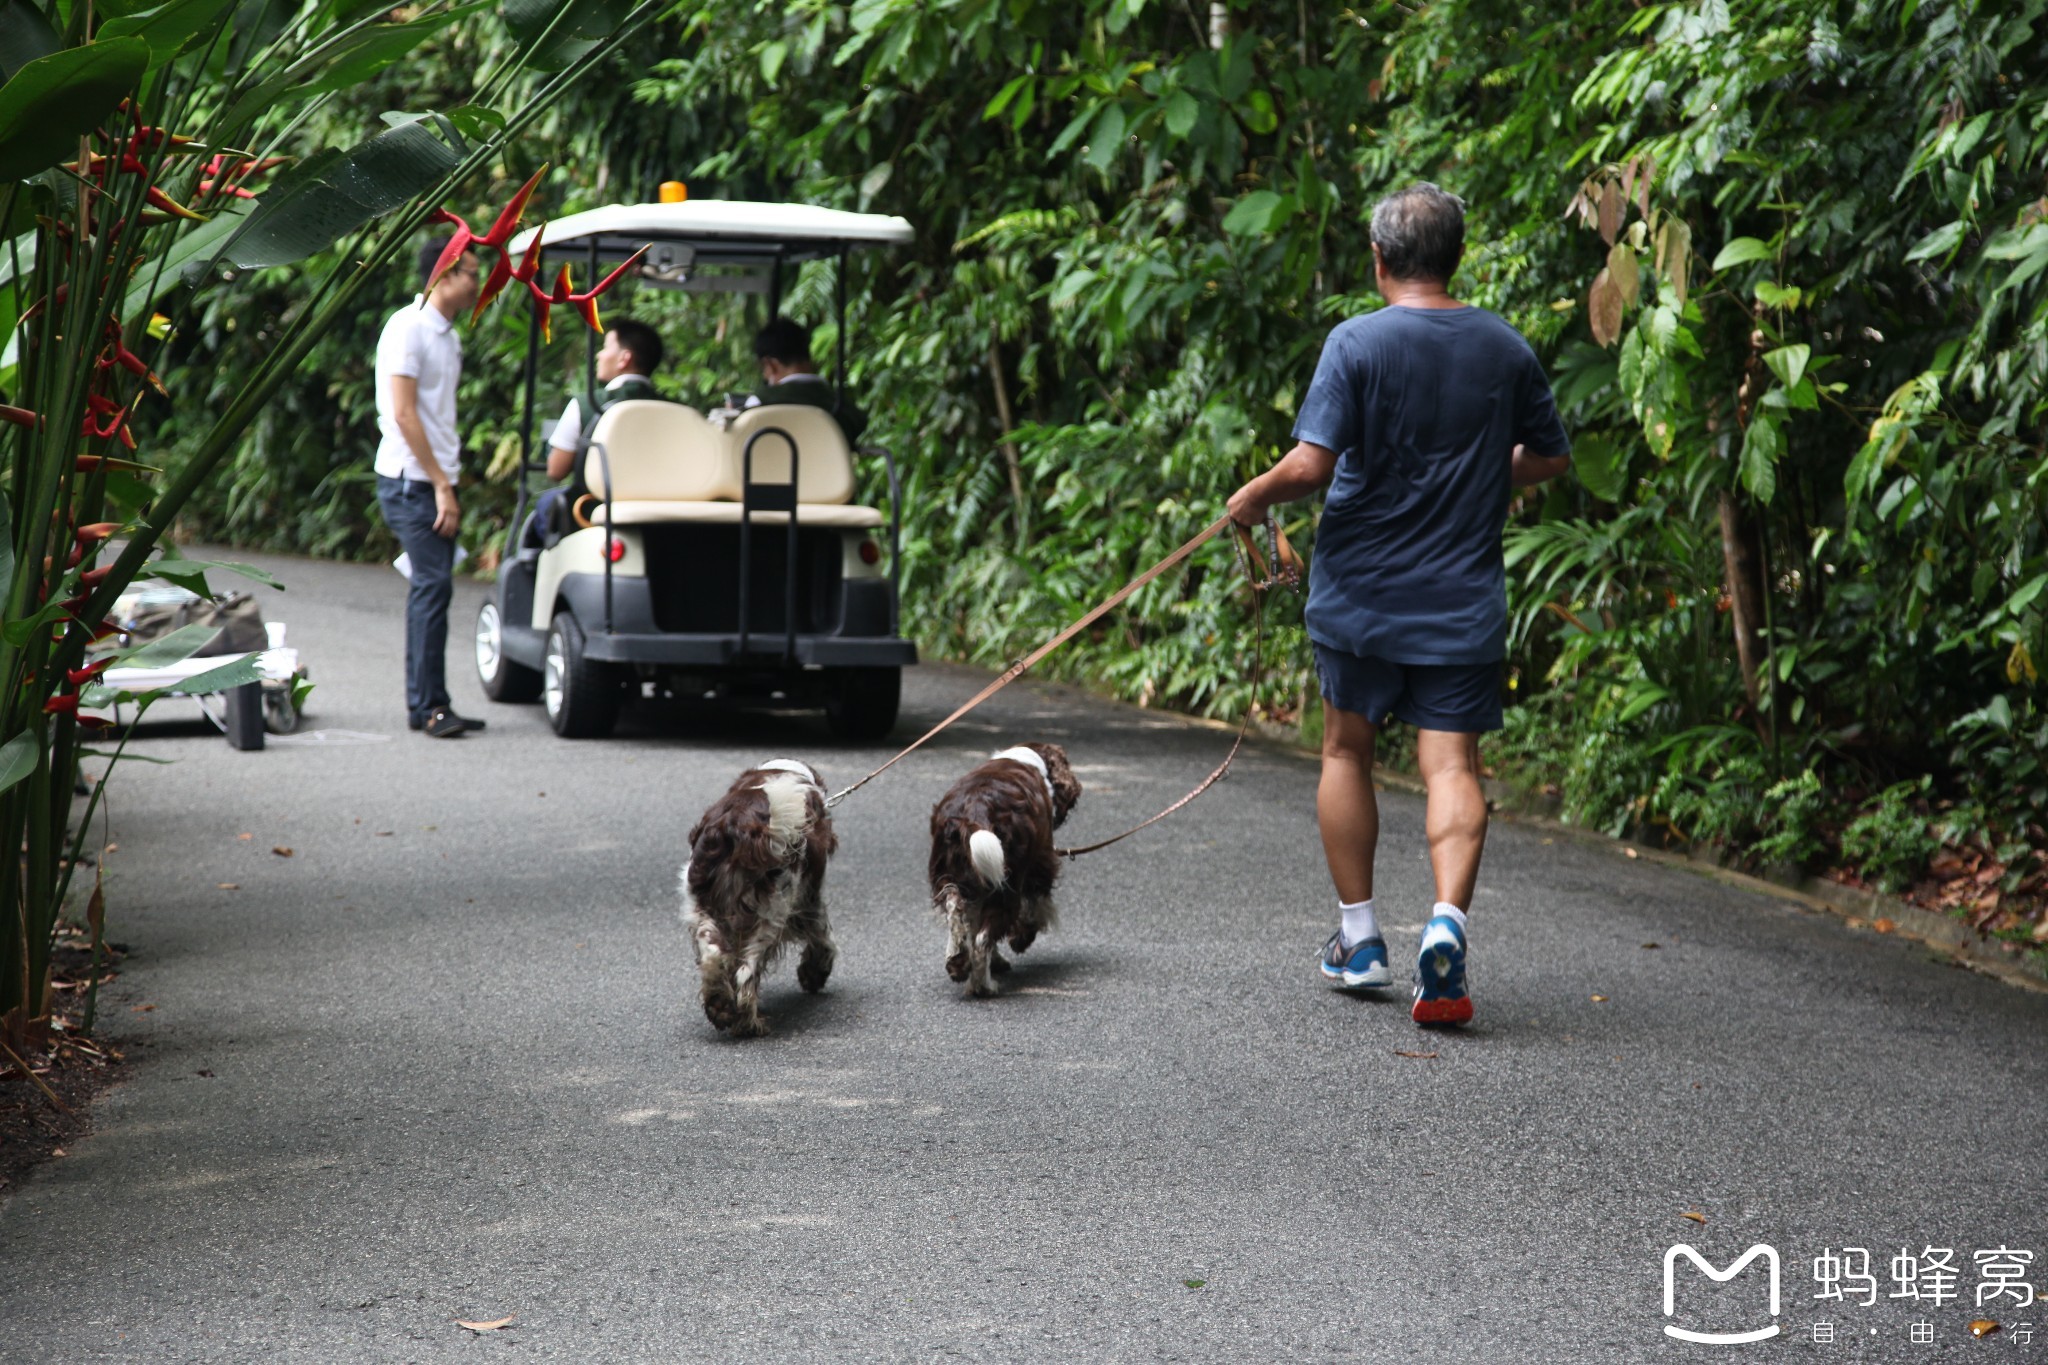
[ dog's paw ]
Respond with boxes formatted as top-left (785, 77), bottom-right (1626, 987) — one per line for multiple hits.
top-left (989, 950), bottom-right (1012, 975)
top-left (797, 946), bottom-right (835, 994)
top-left (701, 993), bottom-right (740, 1031)
top-left (729, 1013), bottom-right (772, 1039)
top-left (966, 977), bottom-right (998, 999)
top-left (1006, 926), bottom-right (1038, 954)
top-left (944, 949), bottom-right (970, 981)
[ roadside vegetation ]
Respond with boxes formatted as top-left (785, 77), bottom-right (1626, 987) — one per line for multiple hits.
top-left (123, 0), bottom-right (2047, 957)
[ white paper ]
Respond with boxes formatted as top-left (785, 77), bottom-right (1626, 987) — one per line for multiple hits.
top-left (393, 546), bottom-right (469, 582)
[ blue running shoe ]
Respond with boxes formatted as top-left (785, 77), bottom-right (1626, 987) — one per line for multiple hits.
top-left (1320, 930), bottom-right (1393, 989)
top-left (1411, 914), bottom-right (1473, 1026)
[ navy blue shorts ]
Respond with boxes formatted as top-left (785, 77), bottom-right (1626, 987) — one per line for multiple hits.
top-left (1314, 644), bottom-right (1503, 733)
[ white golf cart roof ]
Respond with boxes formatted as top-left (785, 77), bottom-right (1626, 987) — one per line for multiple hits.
top-left (508, 201), bottom-right (914, 290)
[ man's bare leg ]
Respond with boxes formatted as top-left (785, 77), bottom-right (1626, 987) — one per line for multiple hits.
top-left (1317, 702), bottom-right (1379, 903)
top-left (1412, 728), bottom-right (1483, 1025)
top-left (1415, 729), bottom-right (1487, 909)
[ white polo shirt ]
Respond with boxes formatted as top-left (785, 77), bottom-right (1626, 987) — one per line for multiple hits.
top-left (547, 373), bottom-right (649, 453)
top-left (374, 296), bottom-right (462, 484)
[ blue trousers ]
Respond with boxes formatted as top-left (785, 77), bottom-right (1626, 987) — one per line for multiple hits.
top-left (376, 474), bottom-right (455, 723)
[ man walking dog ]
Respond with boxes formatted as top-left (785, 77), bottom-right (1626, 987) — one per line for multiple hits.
top-left (1227, 184), bottom-right (1571, 1026)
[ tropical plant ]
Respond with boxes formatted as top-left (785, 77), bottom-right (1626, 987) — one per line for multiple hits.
top-left (0, 0), bottom-right (660, 1048)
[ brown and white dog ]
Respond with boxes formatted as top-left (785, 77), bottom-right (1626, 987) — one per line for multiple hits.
top-left (680, 759), bottom-right (838, 1037)
top-left (928, 743), bottom-right (1082, 997)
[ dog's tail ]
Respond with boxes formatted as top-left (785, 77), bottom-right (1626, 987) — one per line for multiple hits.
top-left (967, 828), bottom-right (1007, 889)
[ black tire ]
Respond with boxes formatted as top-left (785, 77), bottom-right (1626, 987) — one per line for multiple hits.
top-left (544, 612), bottom-right (622, 738)
top-left (476, 599), bottom-right (543, 702)
top-left (824, 666), bottom-right (900, 740)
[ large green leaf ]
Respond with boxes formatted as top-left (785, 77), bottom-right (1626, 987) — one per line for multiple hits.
top-left (162, 652), bottom-right (265, 695)
top-left (503, 0), bottom-right (635, 69)
top-left (1222, 189), bottom-right (1289, 236)
top-left (118, 198), bottom-right (255, 323)
top-left (224, 117), bottom-right (463, 269)
top-left (0, 38), bottom-right (150, 182)
top-left (0, 1), bottom-right (59, 83)
top-left (1570, 432), bottom-right (1629, 503)
top-left (112, 622), bottom-right (222, 669)
top-left (215, 6), bottom-right (487, 133)
top-left (1709, 236), bottom-right (1774, 271)
top-left (100, 0), bottom-right (238, 67)
top-left (0, 731), bottom-right (35, 796)
top-left (142, 556), bottom-right (285, 594)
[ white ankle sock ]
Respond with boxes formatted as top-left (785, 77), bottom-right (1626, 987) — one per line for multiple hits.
top-left (1339, 898), bottom-right (1379, 947)
top-left (1432, 902), bottom-right (1468, 932)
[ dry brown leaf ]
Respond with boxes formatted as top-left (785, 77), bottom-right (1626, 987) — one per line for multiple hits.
top-left (217, 883), bottom-right (239, 891)
top-left (1641, 942), bottom-right (1661, 949)
top-left (271, 846), bottom-right (294, 858)
top-left (1590, 995), bottom-right (1609, 1002)
top-left (1872, 917), bottom-right (1896, 934)
top-left (457, 1315), bottom-right (516, 1333)
top-left (1624, 847), bottom-right (1639, 859)
top-left (1392, 1049), bottom-right (1439, 1060)
top-left (1588, 268), bottom-right (1622, 346)
top-left (1598, 179), bottom-right (1622, 244)
top-left (131, 1003), bottom-right (155, 1013)
top-left (237, 833), bottom-right (253, 840)
top-left (1971, 1320), bottom-right (2001, 1338)
top-left (50, 1147), bottom-right (65, 1157)
top-left (103, 843), bottom-right (118, 853)
top-left (1680, 1210), bottom-right (1706, 1223)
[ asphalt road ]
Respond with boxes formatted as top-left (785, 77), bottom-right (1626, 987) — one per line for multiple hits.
top-left (0, 548), bottom-right (2043, 1363)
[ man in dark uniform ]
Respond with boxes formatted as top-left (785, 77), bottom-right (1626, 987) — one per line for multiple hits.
top-left (744, 316), bottom-right (867, 444)
top-left (1227, 183), bottom-right (1572, 1029)
top-left (529, 318), bottom-right (666, 542)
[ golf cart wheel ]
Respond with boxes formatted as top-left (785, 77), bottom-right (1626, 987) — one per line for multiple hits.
top-left (824, 666), bottom-right (901, 740)
top-left (476, 599), bottom-right (542, 702)
top-left (544, 612), bottom-right (622, 738)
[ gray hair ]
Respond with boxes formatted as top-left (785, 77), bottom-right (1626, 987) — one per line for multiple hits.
top-left (1369, 183), bottom-right (1466, 284)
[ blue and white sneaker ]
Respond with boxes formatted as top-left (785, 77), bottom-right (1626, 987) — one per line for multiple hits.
top-left (1411, 914), bottom-right (1473, 1026)
top-left (1320, 930), bottom-right (1393, 989)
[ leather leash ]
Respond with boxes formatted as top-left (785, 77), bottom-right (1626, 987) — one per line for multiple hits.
top-left (824, 512), bottom-right (1304, 859)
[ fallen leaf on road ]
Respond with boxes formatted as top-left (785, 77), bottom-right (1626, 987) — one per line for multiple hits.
top-left (103, 843), bottom-right (118, 853)
top-left (1971, 1321), bottom-right (2000, 1338)
top-left (1641, 942), bottom-right (1660, 949)
top-left (271, 846), bottom-right (293, 857)
top-left (1182, 1280), bottom-right (1205, 1290)
top-left (196, 1069), bottom-right (214, 1078)
top-left (50, 1147), bottom-right (64, 1157)
top-left (237, 833), bottom-right (252, 840)
top-left (1624, 847), bottom-right (1639, 859)
top-left (1590, 995), bottom-right (1608, 1002)
top-left (1392, 1049), bottom-right (1438, 1059)
top-left (375, 831), bottom-right (393, 837)
top-left (217, 883), bottom-right (239, 890)
top-left (1872, 917), bottom-right (1896, 934)
top-left (457, 1316), bottom-right (516, 1332)
top-left (1680, 1210), bottom-right (1706, 1223)
top-left (131, 1003), bottom-right (155, 1013)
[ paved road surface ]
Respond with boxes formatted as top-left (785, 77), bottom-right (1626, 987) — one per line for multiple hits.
top-left (0, 549), bottom-right (2042, 1362)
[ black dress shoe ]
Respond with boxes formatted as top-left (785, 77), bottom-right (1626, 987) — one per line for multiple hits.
top-left (422, 707), bottom-right (469, 738)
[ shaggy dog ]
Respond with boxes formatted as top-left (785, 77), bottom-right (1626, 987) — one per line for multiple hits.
top-left (679, 759), bottom-right (838, 1037)
top-left (928, 743), bottom-right (1082, 997)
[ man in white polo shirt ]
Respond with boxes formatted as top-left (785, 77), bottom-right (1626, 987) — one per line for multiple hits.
top-left (375, 237), bottom-right (483, 739)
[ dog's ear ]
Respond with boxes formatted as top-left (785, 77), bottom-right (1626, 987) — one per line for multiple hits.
top-left (1030, 742), bottom-right (1082, 827)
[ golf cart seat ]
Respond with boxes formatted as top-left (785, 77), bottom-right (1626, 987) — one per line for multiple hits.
top-left (583, 398), bottom-right (883, 527)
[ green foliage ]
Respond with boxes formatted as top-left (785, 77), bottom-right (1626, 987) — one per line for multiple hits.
top-left (1842, 778), bottom-right (1942, 894)
top-left (1751, 770), bottom-right (1828, 870)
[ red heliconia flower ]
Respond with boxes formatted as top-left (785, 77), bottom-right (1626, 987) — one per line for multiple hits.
top-left (44, 694), bottom-right (80, 715)
top-left (1, 404), bottom-right (38, 430)
top-left (522, 246), bottom-right (648, 341)
top-left (67, 659), bottom-right (113, 687)
top-left (75, 523), bottom-right (122, 544)
top-left (429, 166), bottom-right (548, 300)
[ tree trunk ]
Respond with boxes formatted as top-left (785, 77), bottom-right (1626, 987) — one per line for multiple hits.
top-left (1718, 488), bottom-right (1766, 707)
top-left (987, 333), bottom-right (1027, 543)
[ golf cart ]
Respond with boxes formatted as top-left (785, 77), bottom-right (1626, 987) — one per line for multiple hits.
top-left (474, 200), bottom-right (917, 739)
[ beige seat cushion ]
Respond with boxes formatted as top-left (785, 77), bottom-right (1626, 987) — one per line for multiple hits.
top-left (584, 400), bottom-right (738, 502)
top-left (728, 404), bottom-right (856, 505)
top-left (600, 500), bottom-right (884, 529)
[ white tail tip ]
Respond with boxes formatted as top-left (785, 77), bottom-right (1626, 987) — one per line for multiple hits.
top-left (968, 829), bottom-right (1007, 887)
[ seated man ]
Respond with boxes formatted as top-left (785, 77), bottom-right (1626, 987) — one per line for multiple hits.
top-left (527, 318), bottom-right (666, 545)
top-left (744, 316), bottom-right (868, 445)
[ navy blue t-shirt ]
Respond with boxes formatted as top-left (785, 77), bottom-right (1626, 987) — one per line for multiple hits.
top-left (1292, 305), bottom-right (1571, 665)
